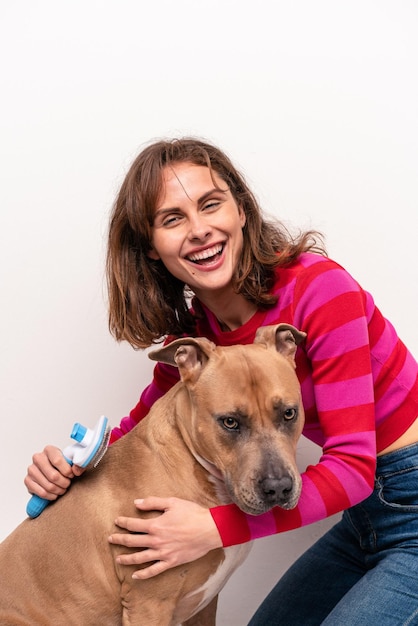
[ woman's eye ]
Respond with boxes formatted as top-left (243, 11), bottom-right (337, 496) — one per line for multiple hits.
top-left (202, 200), bottom-right (220, 211)
top-left (162, 214), bottom-right (182, 227)
top-left (221, 417), bottom-right (240, 431)
top-left (283, 408), bottom-right (297, 421)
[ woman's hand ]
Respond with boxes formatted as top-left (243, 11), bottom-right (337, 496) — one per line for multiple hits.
top-left (24, 445), bottom-right (85, 500)
top-left (108, 496), bottom-right (223, 579)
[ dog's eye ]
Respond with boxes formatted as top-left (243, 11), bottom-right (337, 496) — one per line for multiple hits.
top-left (283, 408), bottom-right (297, 421)
top-left (221, 417), bottom-right (240, 431)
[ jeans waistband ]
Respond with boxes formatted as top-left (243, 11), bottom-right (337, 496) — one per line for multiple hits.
top-left (376, 441), bottom-right (418, 473)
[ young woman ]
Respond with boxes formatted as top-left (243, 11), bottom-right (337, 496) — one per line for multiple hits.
top-left (25, 138), bottom-right (418, 624)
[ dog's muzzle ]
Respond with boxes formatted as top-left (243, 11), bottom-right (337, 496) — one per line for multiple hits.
top-left (226, 470), bottom-right (301, 515)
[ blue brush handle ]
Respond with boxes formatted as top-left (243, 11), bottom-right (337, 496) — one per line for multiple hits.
top-left (26, 494), bottom-right (53, 518)
top-left (26, 455), bottom-right (72, 518)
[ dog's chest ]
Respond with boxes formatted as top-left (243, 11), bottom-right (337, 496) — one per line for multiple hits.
top-left (177, 543), bottom-right (252, 621)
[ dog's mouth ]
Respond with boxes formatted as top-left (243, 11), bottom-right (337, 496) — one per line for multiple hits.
top-left (186, 243), bottom-right (224, 266)
top-left (226, 473), bottom-right (302, 515)
top-left (238, 495), bottom-right (300, 516)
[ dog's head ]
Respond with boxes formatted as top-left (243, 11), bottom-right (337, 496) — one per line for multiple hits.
top-left (149, 324), bottom-right (306, 515)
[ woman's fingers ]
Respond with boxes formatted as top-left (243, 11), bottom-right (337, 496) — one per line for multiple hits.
top-left (24, 445), bottom-right (75, 499)
top-left (108, 496), bottom-right (222, 580)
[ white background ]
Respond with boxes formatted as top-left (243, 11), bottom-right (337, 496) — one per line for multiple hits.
top-left (1, 1), bottom-right (417, 623)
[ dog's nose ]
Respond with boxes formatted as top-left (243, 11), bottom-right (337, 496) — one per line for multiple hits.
top-left (259, 476), bottom-right (293, 503)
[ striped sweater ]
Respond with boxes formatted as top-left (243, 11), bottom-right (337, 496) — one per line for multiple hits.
top-left (110, 252), bottom-right (418, 547)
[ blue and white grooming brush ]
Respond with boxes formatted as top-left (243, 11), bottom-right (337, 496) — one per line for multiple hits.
top-left (26, 415), bottom-right (111, 519)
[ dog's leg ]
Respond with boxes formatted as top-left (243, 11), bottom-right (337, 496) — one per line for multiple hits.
top-left (182, 595), bottom-right (218, 626)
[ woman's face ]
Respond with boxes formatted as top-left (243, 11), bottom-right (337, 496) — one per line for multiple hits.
top-left (149, 162), bottom-right (246, 301)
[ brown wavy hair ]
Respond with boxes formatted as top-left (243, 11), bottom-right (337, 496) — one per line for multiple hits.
top-left (106, 137), bottom-right (326, 348)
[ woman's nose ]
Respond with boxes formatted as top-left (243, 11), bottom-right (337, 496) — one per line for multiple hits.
top-left (188, 214), bottom-right (212, 241)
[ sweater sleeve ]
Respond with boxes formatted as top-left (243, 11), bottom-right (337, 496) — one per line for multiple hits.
top-left (211, 259), bottom-right (378, 546)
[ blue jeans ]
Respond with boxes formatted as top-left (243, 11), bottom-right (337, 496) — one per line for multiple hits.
top-left (248, 443), bottom-right (418, 625)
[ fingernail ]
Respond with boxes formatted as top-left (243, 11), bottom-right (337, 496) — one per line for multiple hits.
top-left (134, 499), bottom-right (144, 505)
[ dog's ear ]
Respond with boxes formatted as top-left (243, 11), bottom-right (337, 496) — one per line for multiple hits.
top-left (148, 337), bottom-right (216, 383)
top-left (254, 324), bottom-right (306, 366)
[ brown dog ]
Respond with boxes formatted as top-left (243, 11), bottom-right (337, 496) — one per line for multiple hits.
top-left (0, 323), bottom-right (306, 625)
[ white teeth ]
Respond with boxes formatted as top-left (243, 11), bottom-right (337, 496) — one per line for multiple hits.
top-left (188, 244), bottom-right (223, 262)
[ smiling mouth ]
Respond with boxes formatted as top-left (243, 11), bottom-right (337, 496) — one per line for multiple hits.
top-left (186, 243), bottom-right (224, 265)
